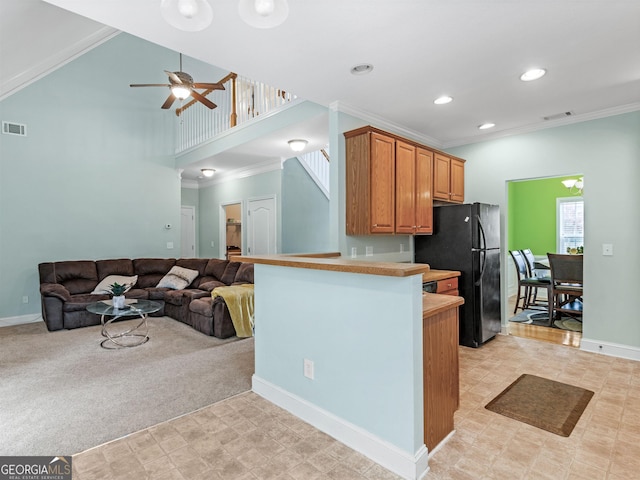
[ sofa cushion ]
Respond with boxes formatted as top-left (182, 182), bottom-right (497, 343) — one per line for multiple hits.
top-left (189, 297), bottom-right (213, 317)
top-left (64, 294), bottom-right (109, 312)
top-left (198, 280), bottom-right (226, 292)
top-left (220, 261), bottom-right (241, 285)
top-left (176, 258), bottom-right (209, 276)
top-left (96, 259), bottom-right (134, 279)
top-left (55, 261), bottom-right (99, 295)
top-left (144, 287), bottom-right (170, 300)
top-left (233, 263), bottom-right (254, 284)
top-left (157, 266), bottom-right (199, 290)
top-left (134, 258), bottom-right (176, 288)
top-left (91, 275), bottom-right (138, 294)
top-left (204, 259), bottom-right (229, 281)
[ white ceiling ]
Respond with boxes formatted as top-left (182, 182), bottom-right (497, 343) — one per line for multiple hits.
top-left (3, 0), bottom-right (640, 181)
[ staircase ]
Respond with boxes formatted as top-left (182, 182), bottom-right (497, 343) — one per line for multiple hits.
top-left (297, 149), bottom-right (330, 198)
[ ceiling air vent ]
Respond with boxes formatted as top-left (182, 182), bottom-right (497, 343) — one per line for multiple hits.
top-left (543, 111), bottom-right (574, 121)
top-left (2, 121), bottom-right (27, 136)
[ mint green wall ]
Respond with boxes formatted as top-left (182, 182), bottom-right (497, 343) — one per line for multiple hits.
top-left (197, 170), bottom-right (281, 259)
top-left (508, 176), bottom-right (583, 255)
top-left (447, 111), bottom-right (640, 352)
top-left (181, 186), bottom-right (200, 255)
top-left (0, 34), bottom-right (183, 319)
top-left (281, 158), bottom-right (330, 253)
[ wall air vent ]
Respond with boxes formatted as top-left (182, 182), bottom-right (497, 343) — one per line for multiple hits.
top-left (543, 111), bottom-right (574, 121)
top-left (2, 121), bottom-right (27, 136)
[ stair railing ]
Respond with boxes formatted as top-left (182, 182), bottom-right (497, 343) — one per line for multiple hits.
top-left (175, 73), bottom-right (295, 154)
top-left (297, 148), bottom-right (330, 198)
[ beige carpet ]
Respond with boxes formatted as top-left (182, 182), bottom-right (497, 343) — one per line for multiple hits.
top-left (485, 374), bottom-right (593, 437)
top-left (0, 318), bottom-right (254, 456)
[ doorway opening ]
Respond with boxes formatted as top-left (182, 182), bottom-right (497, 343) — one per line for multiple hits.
top-left (506, 174), bottom-right (584, 348)
top-left (220, 202), bottom-right (243, 260)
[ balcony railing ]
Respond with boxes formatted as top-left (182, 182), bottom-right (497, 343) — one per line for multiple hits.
top-left (175, 73), bottom-right (296, 154)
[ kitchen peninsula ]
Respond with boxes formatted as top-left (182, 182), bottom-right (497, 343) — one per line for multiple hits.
top-left (233, 254), bottom-right (463, 480)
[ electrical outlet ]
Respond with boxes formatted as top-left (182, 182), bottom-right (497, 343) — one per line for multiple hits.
top-left (400, 243), bottom-right (405, 253)
top-left (166, 242), bottom-right (174, 249)
top-left (365, 246), bottom-right (373, 256)
top-left (22, 296), bottom-right (28, 304)
top-left (303, 359), bottom-right (314, 380)
top-left (602, 243), bottom-right (613, 256)
top-left (211, 241), bottom-right (215, 247)
top-left (351, 247), bottom-right (357, 258)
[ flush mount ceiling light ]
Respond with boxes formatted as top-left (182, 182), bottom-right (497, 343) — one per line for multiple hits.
top-left (238, 0), bottom-right (289, 28)
top-left (288, 139), bottom-right (308, 152)
top-left (434, 95), bottom-right (453, 105)
top-left (520, 68), bottom-right (547, 81)
top-left (350, 64), bottom-right (374, 75)
top-left (161, 0), bottom-right (213, 31)
top-left (201, 168), bottom-right (216, 177)
top-left (478, 123), bottom-right (496, 130)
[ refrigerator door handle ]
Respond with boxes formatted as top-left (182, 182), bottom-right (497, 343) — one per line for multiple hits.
top-left (476, 214), bottom-right (487, 251)
top-left (475, 248), bottom-right (486, 286)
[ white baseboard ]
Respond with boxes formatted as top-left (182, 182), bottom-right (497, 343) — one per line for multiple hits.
top-left (252, 375), bottom-right (429, 480)
top-left (580, 338), bottom-right (640, 361)
top-left (0, 314), bottom-right (42, 327)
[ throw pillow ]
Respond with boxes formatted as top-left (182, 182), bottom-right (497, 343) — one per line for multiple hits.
top-left (156, 266), bottom-right (199, 290)
top-left (91, 275), bottom-right (138, 295)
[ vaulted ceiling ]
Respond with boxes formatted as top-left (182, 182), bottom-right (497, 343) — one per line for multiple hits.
top-left (3, 0), bottom-right (639, 179)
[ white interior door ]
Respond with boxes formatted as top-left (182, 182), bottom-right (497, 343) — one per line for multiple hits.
top-left (247, 196), bottom-right (277, 255)
top-left (180, 206), bottom-right (196, 258)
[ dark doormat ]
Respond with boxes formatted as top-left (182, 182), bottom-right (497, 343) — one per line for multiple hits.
top-left (485, 374), bottom-right (594, 436)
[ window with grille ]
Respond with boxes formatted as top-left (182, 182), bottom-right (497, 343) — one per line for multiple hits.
top-left (557, 197), bottom-right (584, 253)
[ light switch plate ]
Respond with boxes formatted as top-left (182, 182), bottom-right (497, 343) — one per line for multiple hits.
top-left (602, 243), bottom-right (613, 256)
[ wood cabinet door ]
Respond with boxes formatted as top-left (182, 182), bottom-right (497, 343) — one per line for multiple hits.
top-left (415, 148), bottom-right (433, 234)
top-left (370, 132), bottom-right (395, 233)
top-left (450, 158), bottom-right (465, 203)
top-left (395, 141), bottom-right (416, 234)
top-left (433, 153), bottom-right (451, 201)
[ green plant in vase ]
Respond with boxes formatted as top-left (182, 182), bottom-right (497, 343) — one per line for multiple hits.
top-left (108, 282), bottom-right (127, 309)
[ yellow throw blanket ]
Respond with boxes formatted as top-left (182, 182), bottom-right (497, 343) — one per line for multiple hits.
top-left (212, 284), bottom-right (254, 337)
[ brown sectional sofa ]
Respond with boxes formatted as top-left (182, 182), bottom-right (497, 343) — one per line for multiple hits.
top-left (38, 257), bottom-right (254, 338)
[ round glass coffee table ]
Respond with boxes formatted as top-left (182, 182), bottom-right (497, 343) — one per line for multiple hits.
top-left (86, 299), bottom-right (162, 349)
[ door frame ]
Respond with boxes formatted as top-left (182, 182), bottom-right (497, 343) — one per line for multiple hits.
top-left (219, 200), bottom-right (244, 259)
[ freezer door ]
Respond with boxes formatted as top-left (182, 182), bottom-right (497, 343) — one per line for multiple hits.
top-left (473, 248), bottom-right (501, 345)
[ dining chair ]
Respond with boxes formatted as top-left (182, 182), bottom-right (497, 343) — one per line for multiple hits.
top-left (547, 253), bottom-right (583, 320)
top-left (509, 250), bottom-right (551, 314)
top-left (520, 249), bottom-right (550, 307)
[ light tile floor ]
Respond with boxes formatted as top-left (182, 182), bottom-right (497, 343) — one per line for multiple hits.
top-left (73, 334), bottom-right (640, 479)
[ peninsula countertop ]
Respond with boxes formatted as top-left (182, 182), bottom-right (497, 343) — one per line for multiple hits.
top-left (231, 254), bottom-right (431, 278)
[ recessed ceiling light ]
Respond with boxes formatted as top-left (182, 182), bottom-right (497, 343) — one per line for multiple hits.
top-left (520, 68), bottom-right (547, 81)
top-left (434, 95), bottom-right (453, 105)
top-left (478, 123), bottom-right (496, 130)
top-left (350, 64), bottom-right (374, 75)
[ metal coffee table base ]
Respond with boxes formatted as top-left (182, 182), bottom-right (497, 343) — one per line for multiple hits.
top-left (101, 313), bottom-right (149, 349)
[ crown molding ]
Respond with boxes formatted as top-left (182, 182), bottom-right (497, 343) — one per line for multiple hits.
top-left (180, 158), bottom-right (282, 189)
top-left (443, 102), bottom-right (640, 149)
top-left (0, 27), bottom-right (120, 101)
top-left (331, 101), bottom-right (442, 149)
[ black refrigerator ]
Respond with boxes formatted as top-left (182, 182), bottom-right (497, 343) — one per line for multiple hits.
top-left (415, 203), bottom-right (501, 348)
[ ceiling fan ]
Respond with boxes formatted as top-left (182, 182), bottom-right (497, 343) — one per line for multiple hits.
top-left (130, 54), bottom-right (225, 110)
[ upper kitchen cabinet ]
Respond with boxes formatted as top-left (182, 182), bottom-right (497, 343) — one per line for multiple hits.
top-left (345, 128), bottom-right (396, 234)
top-left (434, 153), bottom-right (465, 203)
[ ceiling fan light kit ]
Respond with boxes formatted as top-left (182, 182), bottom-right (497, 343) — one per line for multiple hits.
top-left (238, 0), bottom-right (289, 28)
top-left (171, 85), bottom-right (191, 100)
top-left (161, 0), bottom-right (213, 31)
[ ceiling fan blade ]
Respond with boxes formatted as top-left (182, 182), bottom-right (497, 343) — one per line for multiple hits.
top-left (164, 70), bottom-right (182, 84)
top-left (190, 90), bottom-right (217, 109)
top-left (130, 83), bottom-right (171, 87)
top-left (192, 83), bottom-right (225, 91)
top-left (161, 94), bottom-right (177, 109)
